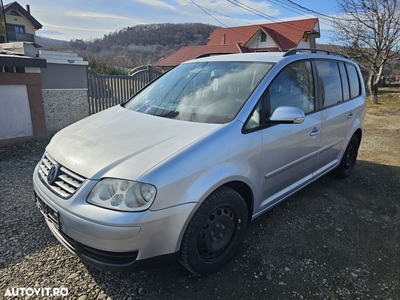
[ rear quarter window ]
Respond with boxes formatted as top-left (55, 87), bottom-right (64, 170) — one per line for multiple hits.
top-left (346, 64), bottom-right (361, 99)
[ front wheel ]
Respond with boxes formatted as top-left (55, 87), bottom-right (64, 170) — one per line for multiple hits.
top-left (331, 134), bottom-right (360, 178)
top-left (179, 186), bottom-right (248, 274)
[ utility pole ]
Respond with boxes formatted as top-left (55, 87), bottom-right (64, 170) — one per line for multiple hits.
top-left (0, 0), bottom-right (8, 43)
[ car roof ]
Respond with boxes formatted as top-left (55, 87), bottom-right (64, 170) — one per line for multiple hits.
top-left (182, 50), bottom-right (351, 65)
top-left (183, 52), bottom-right (286, 64)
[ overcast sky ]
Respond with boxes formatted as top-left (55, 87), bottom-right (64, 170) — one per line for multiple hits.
top-left (11, 0), bottom-right (340, 43)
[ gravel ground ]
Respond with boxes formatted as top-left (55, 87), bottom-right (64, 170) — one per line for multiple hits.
top-left (0, 104), bottom-right (399, 300)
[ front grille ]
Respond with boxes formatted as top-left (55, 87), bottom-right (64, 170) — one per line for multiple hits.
top-left (38, 152), bottom-right (86, 198)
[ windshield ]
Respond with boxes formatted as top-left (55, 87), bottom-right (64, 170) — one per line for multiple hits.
top-left (124, 61), bottom-right (273, 124)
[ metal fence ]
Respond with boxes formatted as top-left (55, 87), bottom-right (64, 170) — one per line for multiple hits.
top-left (87, 65), bottom-right (162, 115)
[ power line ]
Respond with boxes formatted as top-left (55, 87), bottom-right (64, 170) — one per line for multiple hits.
top-left (188, 1), bottom-right (252, 25)
top-left (187, 0), bottom-right (254, 39)
top-left (227, 0), bottom-right (317, 31)
top-left (282, 0), bottom-right (335, 19)
top-left (227, 0), bottom-right (283, 24)
top-left (189, 0), bottom-right (231, 28)
top-left (228, 0), bottom-right (334, 29)
top-left (189, 0), bottom-right (336, 42)
top-left (268, 0), bottom-right (346, 24)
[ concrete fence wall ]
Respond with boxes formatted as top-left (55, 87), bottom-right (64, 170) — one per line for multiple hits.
top-left (41, 89), bottom-right (88, 135)
top-left (39, 50), bottom-right (89, 135)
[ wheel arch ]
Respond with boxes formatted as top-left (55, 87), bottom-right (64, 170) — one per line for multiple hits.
top-left (223, 181), bottom-right (254, 222)
top-left (178, 184), bottom-right (251, 274)
top-left (176, 179), bottom-right (254, 255)
top-left (353, 128), bottom-right (362, 147)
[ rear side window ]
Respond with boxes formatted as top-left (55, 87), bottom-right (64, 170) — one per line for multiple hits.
top-left (338, 63), bottom-right (350, 101)
top-left (315, 61), bottom-right (342, 108)
top-left (346, 64), bottom-right (361, 98)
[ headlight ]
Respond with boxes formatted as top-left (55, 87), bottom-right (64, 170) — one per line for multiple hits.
top-left (87, 178), bottom-right (157, 211)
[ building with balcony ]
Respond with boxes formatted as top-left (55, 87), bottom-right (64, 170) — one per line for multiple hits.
top-left (2, 1), bottom-right (42, 43)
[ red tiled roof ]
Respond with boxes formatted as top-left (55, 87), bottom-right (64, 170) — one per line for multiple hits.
top-left (208, 18), bottom-right (319, 50)
top-left (153, 44), bottom-right (246, 67)
top-left (153, 18), bottom-right (319, 67)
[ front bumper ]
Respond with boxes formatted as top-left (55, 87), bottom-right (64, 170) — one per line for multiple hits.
top-left (42, 217), bottom-right (178, 271)
top-left (33, 164), bottom-right (199, 271)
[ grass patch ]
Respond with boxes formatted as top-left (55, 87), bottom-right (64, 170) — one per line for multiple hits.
top-left (367, 85), bottom-right (400, 107)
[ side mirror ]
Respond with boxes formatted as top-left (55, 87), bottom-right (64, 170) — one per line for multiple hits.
top-left (269, 106), bottom-right (305, 124)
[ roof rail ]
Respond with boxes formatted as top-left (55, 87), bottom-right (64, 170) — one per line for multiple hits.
top-left (283, 48), bottom-right (348, 59)
top-left (194, 53), bottom-right (232, 59)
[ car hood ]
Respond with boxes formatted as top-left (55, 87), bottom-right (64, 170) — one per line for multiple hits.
top-left (47, 105), bottom-right (220, 179)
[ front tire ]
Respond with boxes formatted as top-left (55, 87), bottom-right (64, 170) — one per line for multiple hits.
top-left (179, 186), bottom-right (248, 274)
top-left (331, 134), bottom-right (360, 178)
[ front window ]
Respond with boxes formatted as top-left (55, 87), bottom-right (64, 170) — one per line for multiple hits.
top-left (269, 60), bottom-right (315, 114)
top-left (124, 61), bottom-right (273, 124)
top-left (244, 60), bottom-right (314, 131)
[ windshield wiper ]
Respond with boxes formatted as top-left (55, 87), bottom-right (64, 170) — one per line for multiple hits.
top-left (159, 110), bottom-right (179, 119)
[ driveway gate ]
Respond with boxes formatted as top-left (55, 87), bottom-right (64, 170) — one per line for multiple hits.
top-left (87, 65), bottom-right (162, 115)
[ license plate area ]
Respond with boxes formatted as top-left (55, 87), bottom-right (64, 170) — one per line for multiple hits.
top-left (35, 193), bottom-right (60, 229)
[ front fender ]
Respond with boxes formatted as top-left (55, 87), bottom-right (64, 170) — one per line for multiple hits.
top-left (183, 162), bottom-right (257, 205)
top-left (149, 160), bottom-right (258, 211)
top-left (143, 120), bottom-right (263, 211)
top-left (150, 162), bottom-right (257, 253)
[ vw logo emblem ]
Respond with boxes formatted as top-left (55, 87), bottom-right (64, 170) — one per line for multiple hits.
top-left (47, 165), bottom-right (60, 184)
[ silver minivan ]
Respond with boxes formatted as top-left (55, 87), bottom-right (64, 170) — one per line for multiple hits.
top-left (33, 50), bottom-right (366, 274)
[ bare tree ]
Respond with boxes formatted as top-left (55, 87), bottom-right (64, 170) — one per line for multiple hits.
top-left (334, 0), bottom-right (400, 103)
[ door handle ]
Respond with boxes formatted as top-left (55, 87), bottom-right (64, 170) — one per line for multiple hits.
top-left (348, 112), bottom-right (354, 119)
top-left (310, 127), bottom-right (320, 136)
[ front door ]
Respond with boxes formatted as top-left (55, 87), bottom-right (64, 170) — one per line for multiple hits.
top-left (257, 60), bottom-right (321, 210)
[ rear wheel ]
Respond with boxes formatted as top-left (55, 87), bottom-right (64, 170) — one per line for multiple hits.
top-left (331, 134), bottom-right (359, 178)
top-left (179, 186), bottom-right (248, 274)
